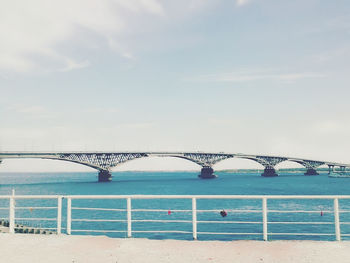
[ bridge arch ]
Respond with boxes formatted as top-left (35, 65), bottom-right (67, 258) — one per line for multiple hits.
top-left (276, 159), bottom-right (324, 175)
top-left (213, 157), bottom-right (264, 170)
top-left (274, 160), bottom-right (306, 175)
top-left (112, 156), bottom-right (201, 171)
top-left (275, 160), bottom-right (305, 169)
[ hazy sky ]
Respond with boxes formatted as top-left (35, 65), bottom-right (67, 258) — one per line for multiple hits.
top-left (1, 0), bottom-right (350, 172)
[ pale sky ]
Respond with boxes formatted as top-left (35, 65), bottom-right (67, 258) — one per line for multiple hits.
top-left (1, 0), bottom-right (350, 172)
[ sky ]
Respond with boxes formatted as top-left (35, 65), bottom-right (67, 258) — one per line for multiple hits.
top-left (1, 0), bottom-right (350, 172)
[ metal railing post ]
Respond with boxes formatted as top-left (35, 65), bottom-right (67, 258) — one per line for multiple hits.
top-left (334, 198), bottom-right (341, 241)
top-left (57, 196), bottom-right (62, 234)
top-left (67, 197), bottom-right (71, 235)
top-left (127, 197), bottom-right (132, 238)
top-left (192, 197), bottom-right (197, 240)
top-left (9, 190), bottom-right (15, 234)
top-left (262, 197), bottom-right (268, 241)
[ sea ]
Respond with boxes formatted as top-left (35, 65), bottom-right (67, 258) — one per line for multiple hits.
top-left (1, 170), bottom-right (350, 241)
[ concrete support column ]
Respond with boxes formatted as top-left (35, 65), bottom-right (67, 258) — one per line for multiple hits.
top-left (198, 166), bottom-right (217, 179)
top-left (304, 168), bottom-right (319, 175)
top-left (328, 165), bottom-right (334, 174)
top-left (261, 167), bottom-right (278, 177)
top-left (98, 170), bottom-right (112, 182)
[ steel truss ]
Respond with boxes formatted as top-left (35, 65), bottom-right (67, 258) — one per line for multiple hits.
top-left (58, 153), bottom-right (148, 171)
top-left (181, 153), bottom-right (234, 167)
top-left (288, 159), bottom-right (325, 170)
top-left (241, 156), bottom-right (288, 169)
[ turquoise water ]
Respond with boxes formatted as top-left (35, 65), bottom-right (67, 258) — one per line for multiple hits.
top-left (1, 171), bottom-right (350, 240)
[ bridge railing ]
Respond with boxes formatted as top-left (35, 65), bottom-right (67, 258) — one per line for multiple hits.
top-left (1, 194), bottom-right (350, 240)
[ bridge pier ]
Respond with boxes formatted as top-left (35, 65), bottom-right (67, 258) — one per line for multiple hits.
top-left (261, 167), bottom-right (278, 177)
top-left (328, 165), bottom-right (335, 174)
top-left (198, 166), bottom-right (217, 179)
top-left (98, 170), bottom-right (112, 182)
top-left (304, 168), bottom-right (318, 176)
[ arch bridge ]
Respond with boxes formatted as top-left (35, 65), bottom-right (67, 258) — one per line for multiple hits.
top-left (0, 152), bottom-right (349, 182)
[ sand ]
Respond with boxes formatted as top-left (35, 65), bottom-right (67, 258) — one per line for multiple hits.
top-left (1, 234), bottom-right (350, 263)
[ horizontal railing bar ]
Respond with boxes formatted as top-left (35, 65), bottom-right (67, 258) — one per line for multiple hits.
top-left (198, 232), bottom-right (262, 235)
top-left (132, 230), bottom-right (192, 234)
top-left (0, 208), bottom-right (8, 210)
top-left (72, 207), bottom-right (126, 212)
top-left (15, 218), bottom-right (57, 221)
top-left (197, 210), bottom-right (337, 213)
top-left (0, 195), bottom-right (61, 199)
top-left (16, 207), bottom-right (57, 210)
top-left (72, 230), bottom-right (126, 233)
top-left (339, 210), bottom-right (350, 213)
top-left (268, 233), bottom-right (334, 236)
top-left (340, 222), bottom-right (350, 225)
top-left (132, 209), bottom-right (191, 212)
top-left (129, 209), bottom-right (261, 213)
top-left (340, 234), bottom-right (350, 236)
top-left (65, 195), bottom-right (350, 199)
top-left (72, 219), bottom-right (126, 222)
top-left (198, 221), bottom-right (261, 224)
top-left (268, 210), bottom-right (333, 213)
top-left (197, 210), bottom-right (261, 213)
top-left (1, 194), bottom-right (350, 199)
top-left (132, 220), bottom-right (191, 223)
top-left (268, 222), bottom-right (333, 225)
top-left (70, 208), bottom-right (331, 213)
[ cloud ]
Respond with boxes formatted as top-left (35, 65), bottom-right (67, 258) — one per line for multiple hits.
top-left (0, 0), bottom-right (165, 73)
top-left (59, 59), bottom-right (90, 72)
top-left (1, 1), bottom-right (240, 74)
top-left (315, 47), bottom-right (350, 63)
top-left (310, 120), bottom-right (350, 135)
top-left (188, 68), bottom-right (325, 83)
top-left (5, 104), bottom-right (53, 119)
top-left (236, 0), bottom-right (251, 7)
top-left (326, 15), bottom-right (350, 32)
top-left (8, 105), bottom-right (46, 115)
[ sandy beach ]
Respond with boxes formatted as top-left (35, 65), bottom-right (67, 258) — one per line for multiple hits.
top-left (1, 234), bottom-right (350, 263)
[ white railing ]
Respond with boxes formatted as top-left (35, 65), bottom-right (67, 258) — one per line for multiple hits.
top-left (0, 193), bottom-right (63, 234)
top-left (0, 194), bottom-right (350, 241)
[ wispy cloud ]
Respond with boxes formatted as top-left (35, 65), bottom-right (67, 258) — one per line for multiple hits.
top-left (5, 104), bottom-right (53, 119)
top-left (326, 15), bottom-right (350, 32)
top-left (0, 0), bottom-right (165, 73)
top-left (8, 105), bottom-right (46, 115)
top-left (83, 107), bottom-right (120, 114)
top-left (315, 46), bottom-right (350, 63)
top-left (59, 59), bottom-right (90, 72)
top-left (187, 68), bottom-right (326, 83)
top-left (236, 0), bottom-right (252, 7)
